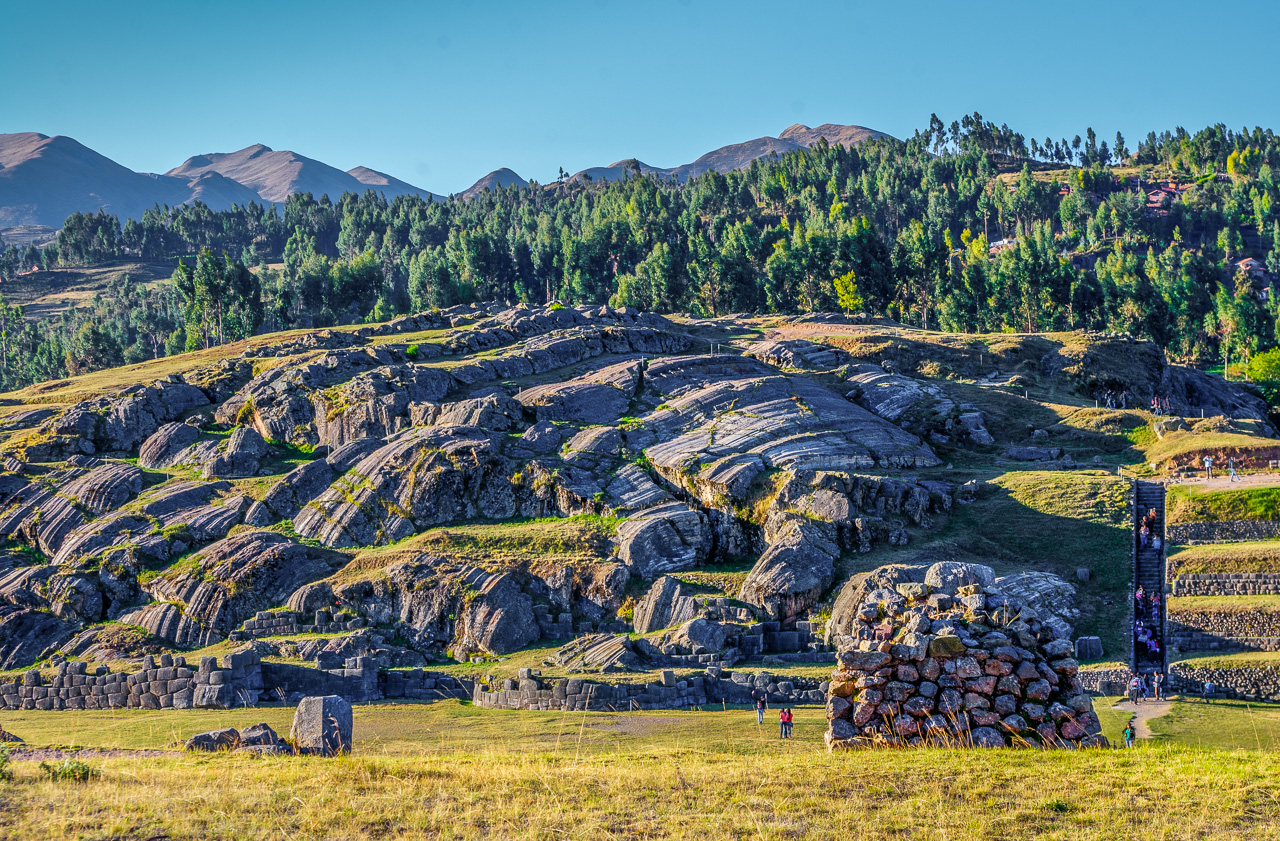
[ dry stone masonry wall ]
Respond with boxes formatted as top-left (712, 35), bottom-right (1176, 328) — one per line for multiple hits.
top-left (1170, 573), bottom-right (1280, 596)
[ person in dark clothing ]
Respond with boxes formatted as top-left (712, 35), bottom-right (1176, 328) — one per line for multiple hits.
top-left (754, 694), bottom-right (766, 725)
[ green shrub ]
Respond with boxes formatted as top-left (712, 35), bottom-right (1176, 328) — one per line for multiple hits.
top-left (39, 759), bottom-right (97, 782)
top-left (406, 344), bottom-right (419, 358)
top-left (548, 302), bottom-right (564, 311)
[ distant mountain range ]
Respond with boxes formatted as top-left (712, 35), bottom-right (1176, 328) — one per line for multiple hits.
top-left (0, 123), bottom-right (890, 228)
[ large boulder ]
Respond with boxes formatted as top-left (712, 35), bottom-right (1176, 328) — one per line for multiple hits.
top-left (185, 728), bottom-right (240, 752)
top-left (614, 502), bottom-right (711, 578)
top-left (138, 422), bottom-right (201, 469)
top-left (739, 515), bottom-right (838, 620)
top-left (290, 695), bottom-right (352, 756)
top-left (632, 576), bottom-right (700, 634)
top-left (202, 427), bottom-right (268, 479)
top-left (923, 562), bottom-right (996, 595)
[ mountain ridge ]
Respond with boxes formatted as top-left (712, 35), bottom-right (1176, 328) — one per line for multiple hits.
top-left (0, 122), bottom-right (891, 228)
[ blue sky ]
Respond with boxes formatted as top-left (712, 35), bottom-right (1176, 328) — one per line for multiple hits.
top-left (4, 0), bottom-right (1278, 194)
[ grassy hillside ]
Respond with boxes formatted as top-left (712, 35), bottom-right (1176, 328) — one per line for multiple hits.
top-left (1, 259), bottom-right (177, 320)
top-left (1168, 540), bottom-right (1280, 576)
top-left (1167, 484), bottom-right (1280, 524)
top-left (3, 702), bottom-right (1280, 839)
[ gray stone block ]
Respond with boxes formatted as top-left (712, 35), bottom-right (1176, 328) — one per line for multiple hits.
top-left (290, 695), bottom-right (353, 756)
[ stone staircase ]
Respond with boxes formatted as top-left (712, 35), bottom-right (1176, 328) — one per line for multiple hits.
top-left (1132, 480), bottom-right (1168, 675)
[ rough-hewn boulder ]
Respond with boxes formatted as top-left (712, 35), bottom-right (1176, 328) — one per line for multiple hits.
top-left (186, 728), bottom-right (241, 752)
top-left (290, 695), bottom-right (352, 756)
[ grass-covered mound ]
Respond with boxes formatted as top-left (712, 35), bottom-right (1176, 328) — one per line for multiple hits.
top-left (1167, 484), bottom-right (1280, 524)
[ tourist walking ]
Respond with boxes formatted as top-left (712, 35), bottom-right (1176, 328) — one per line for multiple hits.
top-left (754, 693), bottom-right (766, 725)
top-left (779, 708), bottom-right (792, 739)
top-left (1128, 674), bottom-right (1142, 705)
top-left (1153, 671), bottom-right (1164, 701)
top-left (1228, 457), bottom-right (1239, 482)
top-left (1123, 723), bottom-right (1135, 748)
top-left (1203, 455), bottom-right (1214, 480)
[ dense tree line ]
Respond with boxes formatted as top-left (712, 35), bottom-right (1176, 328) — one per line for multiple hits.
top-left (3, 114), bottom-right (1280, 390)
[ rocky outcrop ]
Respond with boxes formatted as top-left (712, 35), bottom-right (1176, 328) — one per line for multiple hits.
top-left (633, 576), bottom-right (701, 634)
top-left (738, 514), bottom-right (838, 621)
top-left (516, 360), bottom-right (642, 424)
top-left (614, 502), bottom-right (711, 578)
top-left (331, 556), bottom-right (539, 656)
top-left (0, 605), bottom-right (76, 669)
top-left (201, 427), bottom-right (268, 479)
top-left (845, 364), bottom-right (993, 445)
top-left (119, 532), bottom-right (349, 649)
top-left (642, 356), bottom-right (940, 479)
top-left (294, 426), bottom-right (512, 548)
top-left (139, 422), bottom-right (201, 469)
top-left (26, 378), bottom-right (210, 459)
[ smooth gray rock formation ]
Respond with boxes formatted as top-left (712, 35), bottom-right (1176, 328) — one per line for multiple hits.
top-left (290, 695), bottom-right (352, 756)
top-left (615, 502), bottom-right (711, 578)
top-left (139, 422), bottom-right (201, 469)
top-left (633, 576), bottom-right (700, 634)
top-left (738, 514), bottom-right (838, 620)
top-left (516, 360), bottom-right (641, 424)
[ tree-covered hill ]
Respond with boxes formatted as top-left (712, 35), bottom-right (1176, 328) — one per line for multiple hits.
top-left (1, 114), bottom-right (1278, 391)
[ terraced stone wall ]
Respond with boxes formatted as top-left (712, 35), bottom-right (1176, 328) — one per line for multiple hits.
top-left (1170, 573), bottom-right (1280, 596)
top-left (1170, 663), bottom-right (1280, 702)
top-left (472, 668), bottom-right (826, 712)
top-left (1168, 520), bottom-right (1280, 545)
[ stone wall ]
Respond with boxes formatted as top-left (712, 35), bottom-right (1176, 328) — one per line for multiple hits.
top-left (1168, 520), bottom-right (1280, 545)
top-left (471, 667), bottom-right (826, 712)
top-left (824, 638), bottom-right (1104, 749)
top-left (0, 651), bottom-right (260, 711)
top-left (1170, 573), bottom-right (1280, 596)
top-left (1079, 668), bottom-right (1131, 696)
top-left (1169, 663), bottom-right (1280, 702)
top-left (230, 610), bottom-right (366, 642)
top-left (1169, 610), bottom-right (1280, 640)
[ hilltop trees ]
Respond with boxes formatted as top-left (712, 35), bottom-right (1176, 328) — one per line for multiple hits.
top-left (4, 114), bottom-right (1280, 388)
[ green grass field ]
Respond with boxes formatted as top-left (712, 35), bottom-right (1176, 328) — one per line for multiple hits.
top-left (1167, 482), bottom-right (1280, 524)
top-left (1168, 595), bottom-right (1280, 614)
top-left (1169, 539), bottom-right (1280, 575)
top-left (5, 701), bottom-right (1280, 839)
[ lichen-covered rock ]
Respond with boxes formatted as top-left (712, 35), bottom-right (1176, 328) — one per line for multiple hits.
top-left (247, 459), bottom-right (336, 525)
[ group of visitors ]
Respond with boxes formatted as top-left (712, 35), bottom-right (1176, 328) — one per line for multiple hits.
top-left (752, 693), bottom-right (794, 739)
top-left (1127, 671), bottom-right (1165, 704)
top-left (1138, 508), bottom-right (1162, 551)
top-left (1134, 585), bottom-right (1162, 620)
top-left (1149, 395), bottom-right (1174, 415)
top-left (1201, 455), bottom-right (1241, 482)
top-left (1102, 389), bottom-right (1131, 410)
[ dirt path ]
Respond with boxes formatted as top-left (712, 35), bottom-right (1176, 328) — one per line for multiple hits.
top-left (1112, 699), bottom-right (1174, 738)
top-left (6, 748), bottom-right (179, 762)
